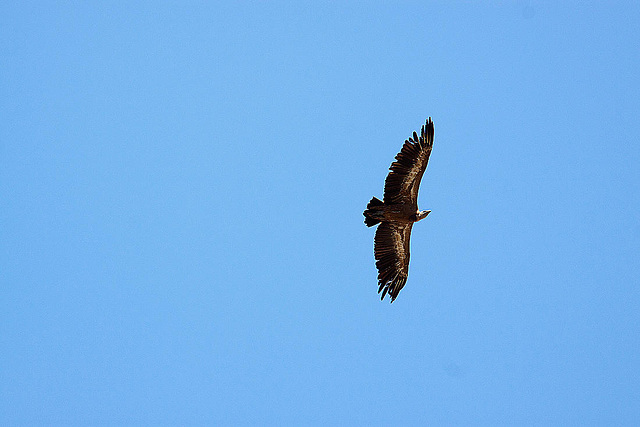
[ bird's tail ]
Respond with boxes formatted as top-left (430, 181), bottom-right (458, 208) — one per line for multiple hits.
top-left (363, 197), bottom-right (384, 227)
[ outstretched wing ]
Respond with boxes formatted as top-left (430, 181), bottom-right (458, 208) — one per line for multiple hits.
top-left (383, 118), bottom-right (434, 208)
top-left (374, 222), bottom-right (413, 302)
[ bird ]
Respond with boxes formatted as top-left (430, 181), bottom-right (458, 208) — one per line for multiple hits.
top-left (363, 118), bottom-right (434, 302)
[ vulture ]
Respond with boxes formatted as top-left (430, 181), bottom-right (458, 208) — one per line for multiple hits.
top-left (363, 118), bottom-right (434, 302)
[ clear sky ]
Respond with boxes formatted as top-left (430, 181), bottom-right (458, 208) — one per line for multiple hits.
top-left (2, 1), bottom-right (639, 425)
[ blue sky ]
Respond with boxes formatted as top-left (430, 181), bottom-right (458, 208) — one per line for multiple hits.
top-left (2, 1), bottom-right (639, 425)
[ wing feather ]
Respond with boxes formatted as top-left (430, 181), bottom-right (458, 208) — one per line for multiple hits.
top-left (374, 222), bottom-right (413, 302)
top-left (383, 118), bottom-right (434, 207)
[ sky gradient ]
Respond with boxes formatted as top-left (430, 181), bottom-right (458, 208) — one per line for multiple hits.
top-left (2, 2), bottom-right (639, 425)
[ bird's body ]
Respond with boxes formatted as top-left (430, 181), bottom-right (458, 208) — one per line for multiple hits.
top-left (363, 118), bottom-right (434, 302)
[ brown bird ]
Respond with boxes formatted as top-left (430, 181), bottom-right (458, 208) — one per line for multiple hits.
top-left (363, 118), bottom-right (434, 302)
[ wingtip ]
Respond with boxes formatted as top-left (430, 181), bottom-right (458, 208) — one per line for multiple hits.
top-left (422, 117), bottom-right (434, 141)
top-left (379, 285), bottom-right (387, 301)
top-left (378, 281), bottom-right (401, 303)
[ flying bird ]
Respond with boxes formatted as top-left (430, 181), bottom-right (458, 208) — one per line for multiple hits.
top-left (363, 118), bottom-right (434, 302)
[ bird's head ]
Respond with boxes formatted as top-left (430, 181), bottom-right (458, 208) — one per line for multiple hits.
top-left (416, 210), bottom-right (431, 221)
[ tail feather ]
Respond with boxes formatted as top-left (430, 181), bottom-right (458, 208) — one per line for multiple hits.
top-left (364, 216), bottom-right (379, 227)
top-left (367, 196), bottom-right (384, 209)
top-left (363, 197), bottom-right (384, 227)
